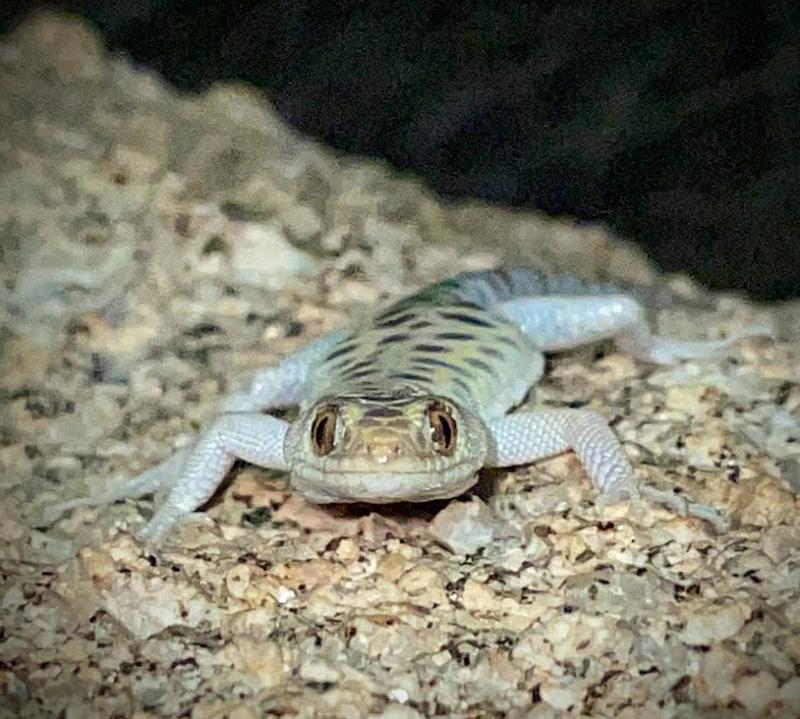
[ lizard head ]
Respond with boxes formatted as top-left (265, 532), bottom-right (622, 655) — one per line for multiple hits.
top-left (284, 392), bottom-right (489, 503)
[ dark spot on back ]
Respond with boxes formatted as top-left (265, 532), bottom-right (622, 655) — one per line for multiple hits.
top-left (325, 343), bottom-right (358, 362)
top-left (495, 335), bottom-right (520, 348)
top-left (347, 359), bottom-right (375, 372)
top-left (413, 344), bottom-right (451, 353)
top-left (333, 357), bottom-right (375, 375)
top-left (451, 300), bottom-right (485, 311)
top-left (389, 371), bottom-right (431, 383)
top-left (408, 320), bottom-right (433, 329)
top-left (452, 377), bottom-right (473, 396)
top-left (377, 333), bottom-right (412, 345)
top-left (478, 346), bottom-right (503, 358)
top-left (374, 312), bottom-right (415, 328)
top-left (439, 311), bottom-right (494, 328)
top-left (435, 332), bottom-right (475, 341)
top-left (413, 357), bottom-right (473, 378)
top-left (465, 357), bottom-right (494, 372)
top-left (342, 368), bottom-right (379, 380)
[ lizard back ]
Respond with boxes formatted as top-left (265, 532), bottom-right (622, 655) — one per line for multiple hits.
top-left (305, 270), bottom-right (554, 419)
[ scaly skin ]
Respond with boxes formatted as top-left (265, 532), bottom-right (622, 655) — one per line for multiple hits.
top-left (284, 282), bottom-right (545, 503)
top-left (47, 268), bottom-right (764, 542)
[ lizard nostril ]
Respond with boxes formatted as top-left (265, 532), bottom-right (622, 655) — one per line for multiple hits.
top-left (367, 441), bottom-right (402, 460)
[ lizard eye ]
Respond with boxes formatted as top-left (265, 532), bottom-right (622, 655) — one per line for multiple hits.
top-left (427, 402), bottom-right (457, 456)
top-left (311, 406), bottom-right (338, 456)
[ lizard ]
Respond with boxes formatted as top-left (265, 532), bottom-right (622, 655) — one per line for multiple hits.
top-left (47, 267), bottom-right (763, 543)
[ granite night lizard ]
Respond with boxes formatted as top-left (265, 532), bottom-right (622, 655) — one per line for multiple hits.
top-left (49, 268), bottom-right (762, 542)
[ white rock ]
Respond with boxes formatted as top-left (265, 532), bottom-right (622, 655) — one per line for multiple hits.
top-left (275, 585), bottom-right (296, 604)
top-left (540, 680), bottom-right (584, 711)
top-left (733, 670), bottom-right (779, 717)
top-left (679, 602), bottom-right (751, 644)
top-left (387, 688), bottom-right (409, 704)
top-left (778, 677), bottom-right (800, 714)
top-left (230, 222), bottom-right (315, 288)
top-left (280, 203), bottom-right (323, 241)
top-left (428, 498), bottom-right (499, 554)
top-left (45, 392), bottom-right (123, 452)
top-left (298, 658), bottom-right (341, 684)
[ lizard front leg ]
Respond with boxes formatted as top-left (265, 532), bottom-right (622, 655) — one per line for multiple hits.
top-left (487, 409), bottom-right (727, 529)
top-left (45, 330), bottom-right (347, 536)
top-left (139, 413), bottom-right (289, 542)
top-left (487, 409), bottom-right (639, 496)
top-left (46, 414), bottom-right (290, 542)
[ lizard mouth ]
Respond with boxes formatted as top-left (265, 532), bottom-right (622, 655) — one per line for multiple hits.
top-left (288, 458), bottom-right (482, 504)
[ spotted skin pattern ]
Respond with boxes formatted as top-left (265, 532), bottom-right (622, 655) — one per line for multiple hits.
top-left (307, 298), bottom-right (541, 419)
top-left (48, 268), bottom-right (763, 541)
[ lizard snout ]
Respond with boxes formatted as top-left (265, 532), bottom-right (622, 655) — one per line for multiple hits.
top-left (351, 426), bottom-right (414, 463)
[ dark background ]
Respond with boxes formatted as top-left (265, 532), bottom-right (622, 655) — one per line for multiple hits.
top-left (3, 1), bottom-right (798, 299)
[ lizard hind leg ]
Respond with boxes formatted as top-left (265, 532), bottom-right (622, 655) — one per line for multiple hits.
top-left (498, 294), bottom-right (768, 364)
top-left (42, 447), bottom-right (190, 524)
